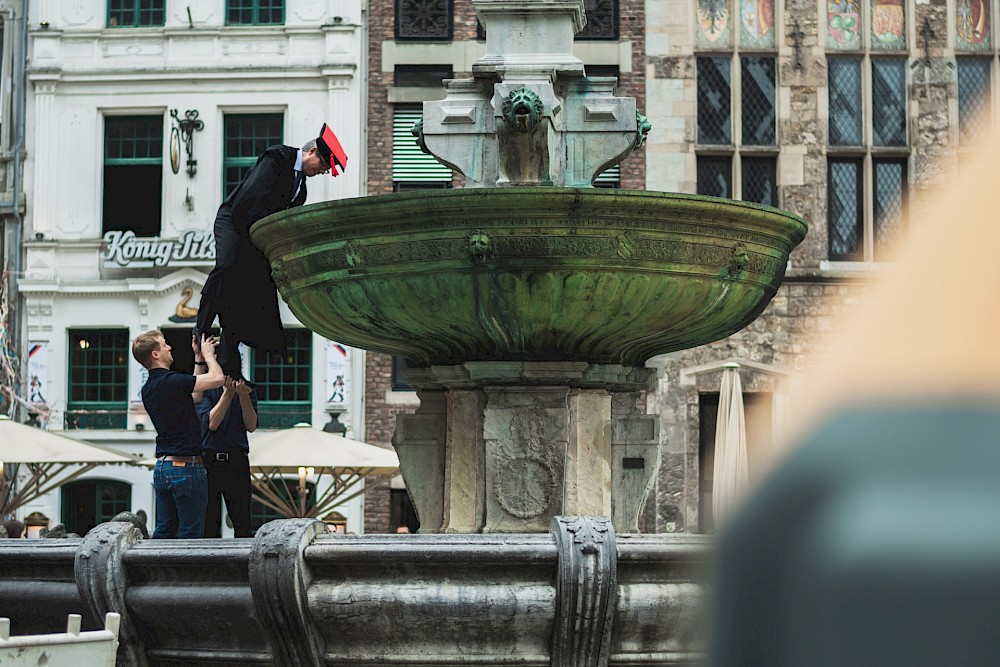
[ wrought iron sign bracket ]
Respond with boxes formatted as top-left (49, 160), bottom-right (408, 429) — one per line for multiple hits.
top-left (170, 109), bottom-right (205, 177)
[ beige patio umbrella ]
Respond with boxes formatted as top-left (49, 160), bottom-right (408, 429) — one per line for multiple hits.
top-left (712, 362), bottom-right (749, 527)
top-left (0, 415), bottom-right (138, 516)
top-left (248, 423), bottom-right (399, 519)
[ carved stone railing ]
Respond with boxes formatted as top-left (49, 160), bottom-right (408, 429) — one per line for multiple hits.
top-left (0, 518), bottom-right (709, 666)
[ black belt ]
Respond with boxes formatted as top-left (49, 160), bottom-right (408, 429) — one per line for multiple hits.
top-left (204, 451), bottom-right (247, 463)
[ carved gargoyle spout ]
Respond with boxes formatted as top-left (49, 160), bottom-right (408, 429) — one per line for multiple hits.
top-left (502, 88), bottom-right (543, 133)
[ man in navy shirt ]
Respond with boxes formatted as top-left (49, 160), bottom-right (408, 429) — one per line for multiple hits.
top-left (196, 376), bottom-right (258, 538)
top-left (133, 330), bottom-right (225, 538)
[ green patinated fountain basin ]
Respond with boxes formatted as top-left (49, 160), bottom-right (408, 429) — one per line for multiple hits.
top-left (251, 188), bottom-right (807, 367)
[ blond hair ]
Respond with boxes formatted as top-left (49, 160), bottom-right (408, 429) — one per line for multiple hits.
top-left (132, 329), bottom-right (163, 369)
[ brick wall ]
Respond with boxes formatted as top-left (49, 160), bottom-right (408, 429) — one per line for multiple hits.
top-left (363, 350), bottom-right (417, 533)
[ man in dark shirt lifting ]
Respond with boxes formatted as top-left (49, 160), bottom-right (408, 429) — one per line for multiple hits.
top-left (133, 330), bottom-right (225, 538)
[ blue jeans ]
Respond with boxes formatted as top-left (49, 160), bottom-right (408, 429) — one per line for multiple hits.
top-left (153, 460), bottom-right (208, 539)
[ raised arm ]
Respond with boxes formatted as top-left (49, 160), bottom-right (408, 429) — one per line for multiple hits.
top-left (208, 378), bottom-right (236, 431)
top-left (234, 381), bottom-right (258, 433)
top-left (193, 334), bottom-right (225, 392)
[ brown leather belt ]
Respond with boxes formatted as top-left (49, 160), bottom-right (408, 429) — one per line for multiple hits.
top-left (158, 455), bottom-right (203, 466)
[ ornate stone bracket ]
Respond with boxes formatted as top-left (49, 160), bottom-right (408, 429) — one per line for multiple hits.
top-left (550, 516), bottom-right (618, 667)
top-left (249, 518), bottom-right (327, 667)
top-left (75, 521), bottom-right (147, 667)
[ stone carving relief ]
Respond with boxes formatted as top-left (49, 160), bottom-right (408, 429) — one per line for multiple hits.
top-left (490, 406), bottom-right (560, 522)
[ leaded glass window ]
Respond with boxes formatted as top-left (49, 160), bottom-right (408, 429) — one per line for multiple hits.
top-left (103, 115), bottom-right (163, 237)
top-left (251, 329), bottom-right (312, 430)
top-left (828, 58), bottom-right (862, 146)
top-left (223, 113), bottom-right (283, 198)
top-left (697, 55), bottom-right (778, 204)
top-left (742, 157), bottom-right (777, 206)
top-left (697, 156), bottom-right (732, 198)
top-left (957, 58), bottom-right (991, 146)
top-left (396, 0), bottom-right (453, 40)
top-left (226, 0), bottom-right (284, 26)
top-left (66, 329), bottom-right (129, 430)
top-left (873, 159), bottom-right (906, 260)
top-left (108, 0), bottom-right (165, 27)
top-left (871, 58), bottom-right (906, 146)
top-left (698, 57), bottom-right (732, 145)
top-left (741, 56), bottom-right (775, 146)
top-left (828, 159), bottom-right (863, 261)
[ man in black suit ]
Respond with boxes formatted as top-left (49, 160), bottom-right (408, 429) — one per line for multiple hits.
top-left (197, 125), bottom-right (347, 380)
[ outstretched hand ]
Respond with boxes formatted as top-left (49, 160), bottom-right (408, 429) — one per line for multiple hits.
top-left (200, 334), bottom-right (219, 359)
top-left (234, 379), bottom-right (253, 396)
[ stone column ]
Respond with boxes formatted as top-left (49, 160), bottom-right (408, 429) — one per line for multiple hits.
top-left (394, 362), bottom-right (658, 533)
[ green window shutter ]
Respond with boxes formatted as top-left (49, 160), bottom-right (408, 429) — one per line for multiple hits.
top-left (594, 164), bottom-right (621, 187)
top-left (392, 107), bottom-right (452, 183)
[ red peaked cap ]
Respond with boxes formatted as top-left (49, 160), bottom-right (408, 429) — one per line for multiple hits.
top-left (317, 123), bottom-right (348, 177)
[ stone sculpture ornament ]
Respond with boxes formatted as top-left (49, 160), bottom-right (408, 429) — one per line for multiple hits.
top-left (502, 87), bottom-right (545, 133)
top-left (467, 229), bottom-right (493, 265)
top-left (634, 111), bottom-right (652, 148)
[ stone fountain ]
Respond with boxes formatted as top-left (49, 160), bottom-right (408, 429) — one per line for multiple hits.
top-left (253, 0), bottom-right (807, 535)
top-left (0, 2), bottom-right (806, 664)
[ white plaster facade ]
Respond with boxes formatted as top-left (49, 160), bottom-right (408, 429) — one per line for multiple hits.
top-left (15, 0), bottom-right (368, 536)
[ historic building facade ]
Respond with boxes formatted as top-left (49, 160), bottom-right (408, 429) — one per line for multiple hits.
top-left (645, 0), bottom-right (988, 532)
top-left (13, 0), bottom-right (368, 536)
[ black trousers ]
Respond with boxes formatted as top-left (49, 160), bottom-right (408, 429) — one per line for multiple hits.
top-left (203, 451), bottom-right (253, 538)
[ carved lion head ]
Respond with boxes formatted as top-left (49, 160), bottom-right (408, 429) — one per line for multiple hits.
top-left (502, 88), bottom-right (544, 133)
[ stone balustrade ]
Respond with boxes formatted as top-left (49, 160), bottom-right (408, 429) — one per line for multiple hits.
top-left (0, 517), bottom-right (709, 666)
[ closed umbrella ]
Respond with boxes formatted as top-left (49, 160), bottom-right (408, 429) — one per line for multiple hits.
top-left (248, 423), bottom-right (399, 519)
top-left (712, 362), bottom-right (749, 527)
top-left (0, 415), bottom-right (138, 516)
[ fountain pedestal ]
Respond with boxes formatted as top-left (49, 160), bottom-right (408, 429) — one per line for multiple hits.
top-left (394, 363), bottom-right (660, 533)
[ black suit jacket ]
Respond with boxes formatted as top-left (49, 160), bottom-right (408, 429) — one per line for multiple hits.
top-left (200, 145), bottom-right (307, 353)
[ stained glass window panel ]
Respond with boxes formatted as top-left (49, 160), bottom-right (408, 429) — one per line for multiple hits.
top-left (873, 159), bottom-right (906, 261)
top-left (698, 57), bottom-right (732, 145)
top-left (827, 0), bottom-right (861, 49)
top-left (828, 58), bottom-right (862, 146)
top-left (739, 0), bottom-right (775, 48)
top-left (871, 58), bottom-right (906, 146)
top-left (741, 57), bottom-right (775, 146)
top-left (956, 0), bottom-right (991, 50)
top-left (871, 0), bottom-right (905, 50)
top-left (957, 58), bottom-right (991, 146)
top-left (828, 159), bottom-right (863, 261)
top-left (742, 157), bottom-right (777, 206)
top-left (697, 0), bottom-right (732, 48)
top-left (697, 156), bottom-right (732, 198)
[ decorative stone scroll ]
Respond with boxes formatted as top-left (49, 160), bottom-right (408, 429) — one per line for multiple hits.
top-left (550, 516), bottom-right (618, 666)
top-left (75, 521), bottom-right (147, 667)
top-left (249, 519), bottom-right (327, 667)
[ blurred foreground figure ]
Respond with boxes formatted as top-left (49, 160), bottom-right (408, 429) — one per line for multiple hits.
top-left (711, 138), bottom-right (1000, 666)
top-left (711, 406), bottom-right (1000, 666)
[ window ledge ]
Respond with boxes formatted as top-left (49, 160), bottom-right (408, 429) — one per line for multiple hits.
top-left (385, 389), bottom-right (420, 406)
top-left (819, 260), bottom-right (897, 272)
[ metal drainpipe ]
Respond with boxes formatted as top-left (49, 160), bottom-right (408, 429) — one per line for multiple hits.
top-left (1, 3), bottom-right (27, 417)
